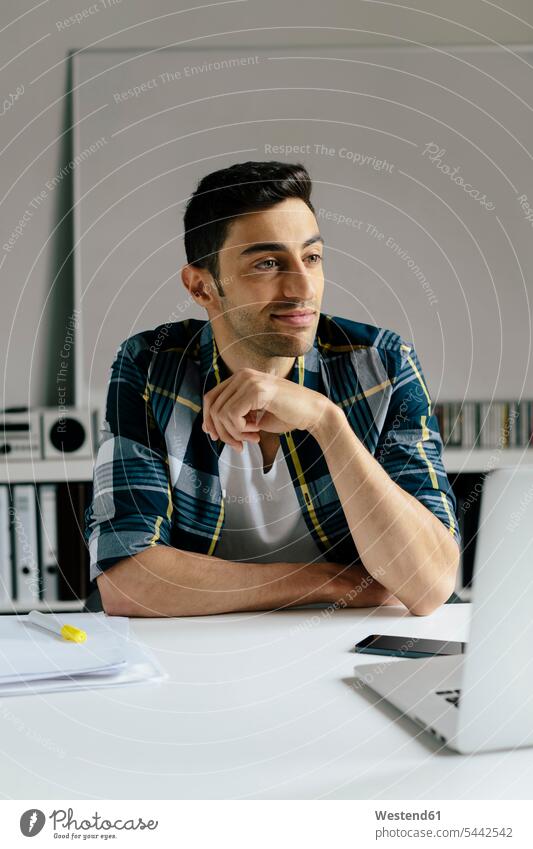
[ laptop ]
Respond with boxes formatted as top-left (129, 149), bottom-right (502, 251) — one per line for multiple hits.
top-left (352, 465), bottom-right (533, 754)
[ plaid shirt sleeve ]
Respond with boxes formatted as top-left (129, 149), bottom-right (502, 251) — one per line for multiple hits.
top-left (375, 343), bottom-right (461, 546)
top-left (84, 336), bottom-right (173, 585)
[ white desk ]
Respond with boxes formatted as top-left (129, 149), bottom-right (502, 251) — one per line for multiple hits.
top-left (1, 603), bottom-right (532, 799)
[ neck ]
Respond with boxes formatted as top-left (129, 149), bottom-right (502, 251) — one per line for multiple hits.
top-left (210, 317), bottom-right (296, 379)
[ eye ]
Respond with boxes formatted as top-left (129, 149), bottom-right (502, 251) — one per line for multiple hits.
top-left (254, 258), bottom-right (279, 270)
top-left (253, 253), bottom-right (323, 271)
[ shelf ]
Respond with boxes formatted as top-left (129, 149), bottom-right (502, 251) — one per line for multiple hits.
top-left (0, 458), bottom-right (94, 483)
top-left (0, 600), bottom-right (86, 614)
top-left (442, 448), bottom-right (533, 473)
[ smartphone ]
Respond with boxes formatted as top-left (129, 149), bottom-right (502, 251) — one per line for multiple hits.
top-left (354, 634), bottom-right (466, 658)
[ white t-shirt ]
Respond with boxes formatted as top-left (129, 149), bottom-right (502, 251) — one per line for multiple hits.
top-left (215, 439), bottom-right (324, 564)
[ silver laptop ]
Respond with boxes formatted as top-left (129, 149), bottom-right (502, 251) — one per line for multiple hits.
top-left (352, 465), bottom-right (533, 754)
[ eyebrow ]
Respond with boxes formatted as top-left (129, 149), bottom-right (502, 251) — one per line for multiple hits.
top-left (239, 233), bottom-right (324, 257)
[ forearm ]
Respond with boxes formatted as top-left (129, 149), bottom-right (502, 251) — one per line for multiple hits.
top-left (311, 403), bottom-right (460, 615)
top-left (97, 545), bottom-right (400, 617)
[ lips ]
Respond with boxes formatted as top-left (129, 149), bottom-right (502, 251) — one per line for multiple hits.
top-left (271, 310), bottom-right (316, 327)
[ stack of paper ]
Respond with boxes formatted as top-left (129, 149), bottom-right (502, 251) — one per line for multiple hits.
top-left (0, 612), bottom-right (167, 696)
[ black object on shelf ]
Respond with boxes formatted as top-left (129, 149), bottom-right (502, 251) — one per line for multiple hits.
top-left (56, 481), bottom-right (92, 602)
top-left (449, 472), bottom-right (484, 589)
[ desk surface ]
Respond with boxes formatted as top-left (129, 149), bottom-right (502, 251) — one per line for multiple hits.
top-left (2, 602), bottom-right (532, 800)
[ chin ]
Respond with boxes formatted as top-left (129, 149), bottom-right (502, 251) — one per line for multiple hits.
top-left (266, 333), bottom-right (314, 357)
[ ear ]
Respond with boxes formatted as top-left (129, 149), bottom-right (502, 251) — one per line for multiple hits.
top-left (181, 264), bottom-right (216, 307)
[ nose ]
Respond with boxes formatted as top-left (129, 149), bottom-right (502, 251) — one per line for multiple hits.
top-left (279, 255), bottom-right (317, 301)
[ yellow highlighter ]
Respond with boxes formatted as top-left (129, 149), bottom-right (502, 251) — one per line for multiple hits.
top-left (27, 610), bottom-right (87, 643)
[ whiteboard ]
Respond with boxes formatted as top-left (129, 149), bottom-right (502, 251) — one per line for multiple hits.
top-left (72, 45), bottom-right (533, 407)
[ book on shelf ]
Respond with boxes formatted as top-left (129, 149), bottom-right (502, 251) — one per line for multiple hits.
top-left (0, 481), bottom-right (92, 610)
top-left (434, 400), bottom-right (533, 450)
top-left (12, 484), bottom-right (40, 605)
top-left (0, 487), bottom-right (12, 605)
top-left (36, 483), bottom-right (60, 602)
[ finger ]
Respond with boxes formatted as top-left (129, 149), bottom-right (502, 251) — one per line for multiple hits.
top-left (217, 390), bottom-right (259, 442)
top-left (202, 406), bottom-right (218, 439)
top-left (224, 383), bottom-right (269, 435)
top-left (218, 413), bottom-right (251, 443)
top-left (209, 398), bottom-right (244, 449)
top-left (213, 396), bottom-right (260, 445)
top-left (221, 409), bottom-right (262, 443)
top-left (209, 396), bottom-right (244, 444)
top-left (201, 413), bottom-right (218, 439)
top-left (207, 379), bottom-right (242, 432)
top-left (209, 380), bottom-right (257, 443)
top-left (242, 424), bottom-right (261, 440)
top-left (212, 416), bottom-right (243, 451)
top-left (202, 419), bottom-right (219, 440)
top-left (203, 376), bottom-right (235, 437)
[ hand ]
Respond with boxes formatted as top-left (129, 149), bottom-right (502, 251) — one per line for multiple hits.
top-left (322, 561), bottom-right (405, 608)
top-left (201, 367), bottom-right (332, 450)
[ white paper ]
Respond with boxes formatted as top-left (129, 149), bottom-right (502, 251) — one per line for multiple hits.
top-left (0, 634), bottom-right (167, 697)
top-left (0, 612), bottom-right (130, 683)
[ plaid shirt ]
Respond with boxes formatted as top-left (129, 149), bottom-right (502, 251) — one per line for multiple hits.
top-left (84, 313), bottom-right (460, 587)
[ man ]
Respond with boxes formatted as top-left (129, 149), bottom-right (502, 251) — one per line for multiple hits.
top-left (85, 160), bottom-right (460, 617)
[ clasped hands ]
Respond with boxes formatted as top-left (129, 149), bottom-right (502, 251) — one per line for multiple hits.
top-left (201, 367), bottom-right (330, 451)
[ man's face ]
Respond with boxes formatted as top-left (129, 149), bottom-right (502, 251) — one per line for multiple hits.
top-left (211, 197), bottom-right (324, 359)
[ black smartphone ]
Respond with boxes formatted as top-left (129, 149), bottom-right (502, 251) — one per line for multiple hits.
top-left (354, 634), bottom-right (466, 658)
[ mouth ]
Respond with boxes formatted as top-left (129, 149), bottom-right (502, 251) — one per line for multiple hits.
top-left (270, 310), bottom-right (316, 327)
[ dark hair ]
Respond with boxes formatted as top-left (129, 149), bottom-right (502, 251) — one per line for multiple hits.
top-left (183, 160), bottom-right (315, 294)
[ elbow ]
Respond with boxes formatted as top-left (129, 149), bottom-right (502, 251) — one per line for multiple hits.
top-left (96, 547), bottom-right (175, 617)
top-left (100, 595), bottom-right (124, 617)
top-left (408, 598), bottom-right (444, 617)
top-left (408, 585), bottom-right (452, 616)
top-left (407, 550), bottom-right (460, 617)
top-left (96, 562), bottom-right (136, 616)
top-left (97, 576), bottom-right (123, 616)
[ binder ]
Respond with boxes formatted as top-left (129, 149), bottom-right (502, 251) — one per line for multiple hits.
top-left (56, 482), bottom-right (90, 601)
top-left (0, 485), bottom-right (13, 606)
top-left (36, 484), bottom-right (60, 602)
top-left (11, 485), bottom-right (40, 604)
top-left (79, 483), bottom-right (92, 599)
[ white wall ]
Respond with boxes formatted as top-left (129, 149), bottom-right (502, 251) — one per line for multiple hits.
top-left (1, 0), bottom-right (533, 408)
